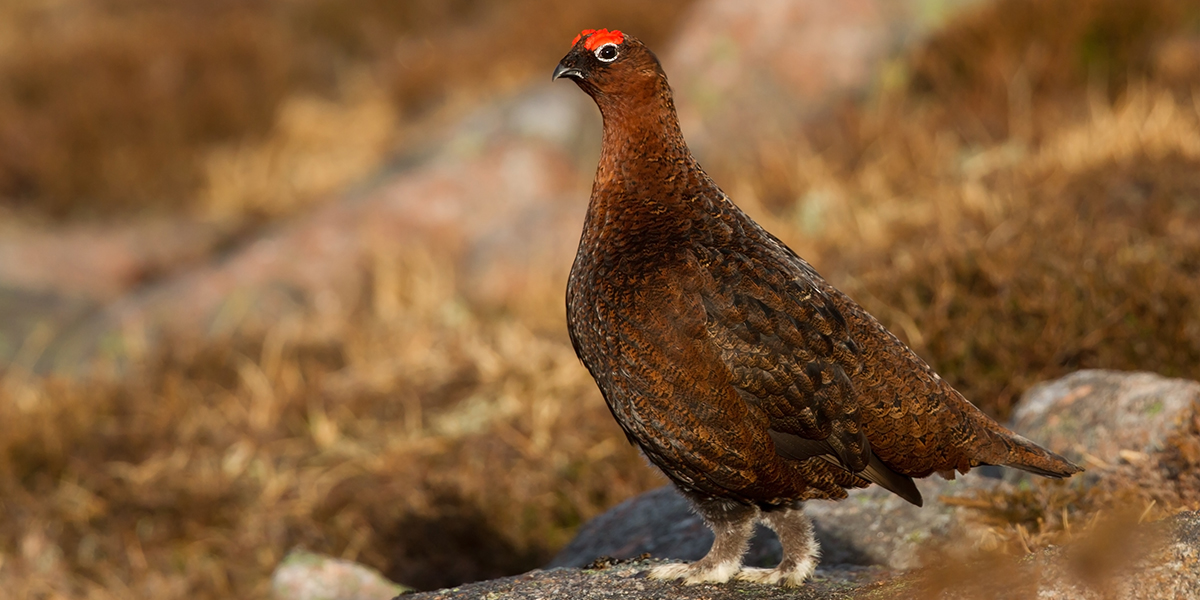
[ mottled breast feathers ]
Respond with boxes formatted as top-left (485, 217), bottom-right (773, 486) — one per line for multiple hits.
top-left (568, 184), bottom-right (921, 505)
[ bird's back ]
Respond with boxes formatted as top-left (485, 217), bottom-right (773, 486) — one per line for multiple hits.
top-left (696, 192), bottom-right (1079, 482)
top-left (820, 279), bottom-right (1076, 479)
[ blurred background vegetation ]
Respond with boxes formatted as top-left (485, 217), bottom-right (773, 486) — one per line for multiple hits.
top-left (1, 0), bottom-right (1199, 598)
top-left (0, 0), bottom-right (689, 220)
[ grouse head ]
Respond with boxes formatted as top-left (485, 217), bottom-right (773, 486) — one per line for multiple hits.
top-left (552, 29), bottom-right (668, 110)
top-left (553, 28), bottom-right (687, 169)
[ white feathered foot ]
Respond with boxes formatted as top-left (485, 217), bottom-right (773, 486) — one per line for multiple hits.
top-left (647, 497), bottom-right (755, 584)
top-left (734, 506), bottom-right (819, 586)
top-left (648, 497), bottom-right (820, 587)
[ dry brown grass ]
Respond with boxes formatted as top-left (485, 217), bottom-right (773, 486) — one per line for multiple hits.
top-left (0, 249), bottom-right (665, 597)
top-left (3, 0), bottom-right (1200, 598)
top-left (0, 0), bottom-right (694, 219)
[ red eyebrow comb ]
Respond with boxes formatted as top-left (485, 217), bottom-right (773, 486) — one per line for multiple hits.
top-left (571, 28), bottom-right (625, 50)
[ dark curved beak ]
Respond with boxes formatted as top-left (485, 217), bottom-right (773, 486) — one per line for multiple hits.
top-left (552, 62), bottom-right (583, 81)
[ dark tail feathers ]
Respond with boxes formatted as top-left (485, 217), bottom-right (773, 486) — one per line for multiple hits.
top-left (995, 432), bottom-right (1083, 478)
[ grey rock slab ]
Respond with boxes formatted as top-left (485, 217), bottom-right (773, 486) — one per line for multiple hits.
top-left (803, 476), bottom-right (996, 570)
top-left (398, 559), bottom-right (884, 600)
top-left (550, 476), bottom-right (999, 571)
top-left (546, 370), bottom-right (1200, 595)
top-left (273, 549), bottom-right (410, 600)
top-left (1122, 511), bottom-right (1200, 600)
top-left (546, 486), bottom-right (782, 569)
top-left (1010, 369), bottom-right (1200, 476)
top-left (549, 370), bottom-right (1196, 575)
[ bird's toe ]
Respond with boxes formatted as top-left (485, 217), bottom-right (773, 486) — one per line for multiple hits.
top-left (648, 560), bottom-right (740, 585)
top-left (734, 558), bottom-right (816, 587)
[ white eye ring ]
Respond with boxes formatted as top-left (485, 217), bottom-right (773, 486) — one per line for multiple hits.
top-left (594, 43), bottom-right (619, 62)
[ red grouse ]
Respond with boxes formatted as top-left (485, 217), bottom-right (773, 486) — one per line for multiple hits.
top-left (554, 29), bottom-right (1080, 586)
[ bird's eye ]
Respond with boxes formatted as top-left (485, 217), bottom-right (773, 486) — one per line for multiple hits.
top-left (595, 43), bottom-right (619, 62)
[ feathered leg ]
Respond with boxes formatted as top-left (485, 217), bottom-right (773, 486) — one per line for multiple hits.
top-left (735, 505), bottom-right (819, 586)
top-left (648, 495), bottom-right (757, 584)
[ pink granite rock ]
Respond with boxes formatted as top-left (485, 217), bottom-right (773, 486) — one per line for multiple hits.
top-left (272, 550), bottom-right (409, 600)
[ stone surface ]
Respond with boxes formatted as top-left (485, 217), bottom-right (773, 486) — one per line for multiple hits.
top-left (399, 559), bottom-right (884, 600)
top-left (549, 476), bottom-right (996, 572)
top-left (1120, 511), bottom-right (1200, 600)
top-left (0, 85), bottom-right (597, 373)
top-left (402, 511), bottom-right (1200, 599)
top-left (802, 477), bottom-right (991, 570)
top-left (666, 0), bottom-right (981, 160)
top-left (0, 216), bottom-right (229, 370)
top-left (36, 88), bottom-right (592, 370)
top-left (0, 216), bottom-right (226, 301)
top-left (547, 486), bottom-right (784, 570)
top-left (550, 370), bottom-right (1200, 578)
top-left (271, 549), bottom-right (409, 600)
top-left (1011, 369), bottom-right (1200, 474)
top-left (543, 370), bottom-right (1200, 599)
top-left (100, 133), bottom-right (583, 329)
